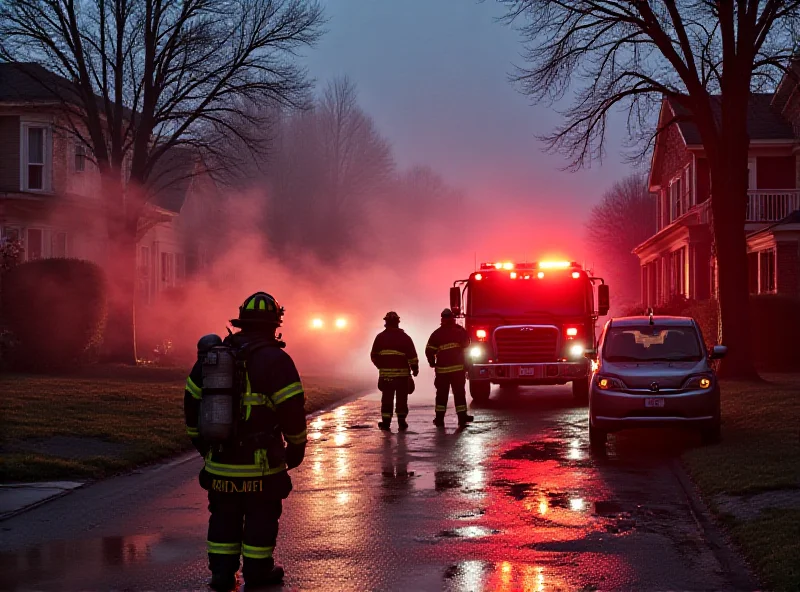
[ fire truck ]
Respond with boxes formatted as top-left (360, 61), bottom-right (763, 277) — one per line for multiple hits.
top-left (449, 261), bottom-right (609, 403)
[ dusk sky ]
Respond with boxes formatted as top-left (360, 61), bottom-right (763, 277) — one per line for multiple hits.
top-left (303, 0), bottom-right (643, 263)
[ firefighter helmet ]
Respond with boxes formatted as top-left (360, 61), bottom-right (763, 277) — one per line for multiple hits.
top-left (383, 311), bottom-right (400, 326)
top-left (441, 308), bottom-right (454, 319)
top-left (231, 292), bottom-right (284, 327)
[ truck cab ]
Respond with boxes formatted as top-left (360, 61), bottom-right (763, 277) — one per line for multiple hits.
top-left (450, 261), bottom-right (609, 403)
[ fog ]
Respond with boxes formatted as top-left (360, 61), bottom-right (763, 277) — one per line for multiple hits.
top-left (131, 2), bottom-right (638, 377)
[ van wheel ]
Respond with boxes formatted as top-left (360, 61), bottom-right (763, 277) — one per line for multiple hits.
top-left (469, 380), bottom-right (491, 403)
top-left (572, 377), bottom-right (590, 404)
top-left (701, 417), bottom-right (721, 445)
top-left (589, 422), bottom-right (607, 453)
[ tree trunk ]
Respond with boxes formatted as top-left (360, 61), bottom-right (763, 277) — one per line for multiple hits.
top-left (100, 171), bottom-right (138, 364)
top-left (709, 134), bottom-right (759, 380)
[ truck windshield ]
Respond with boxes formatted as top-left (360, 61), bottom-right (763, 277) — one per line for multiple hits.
top-left (603, 326), bottom-right (703, 362)
top-left (469, 278), bottom-right (589, 317)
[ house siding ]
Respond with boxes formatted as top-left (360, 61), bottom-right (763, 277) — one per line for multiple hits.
top-left (0, 115), bottom-right (20, 191)
top-left (756, 155), bottom-right (795, 189)
top-left (696, 157), bottom-right (710, 203)
top-left (776, 241), bottom-right (799, 295)
top-left (654, 121), bottom-right (692, 191)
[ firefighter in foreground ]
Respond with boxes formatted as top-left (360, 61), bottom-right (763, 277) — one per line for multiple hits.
top-left (426, 308), bottom-right (474, 426)
top-left (184, 292), bottom-right (307, 591)
top-left (370, 311), bottom-right (419, 431)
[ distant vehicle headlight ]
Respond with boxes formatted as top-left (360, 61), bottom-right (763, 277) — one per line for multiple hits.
top-left (596, 375), bottom-right (626, 390)
top-left (684, 375), bottom-right (713, 390)
top-left (311, 318), bottom-right (324, 329)
top-left (335, 318), bottom-right (347, 329)
top-left (469, 346), bottom-right (482, 360)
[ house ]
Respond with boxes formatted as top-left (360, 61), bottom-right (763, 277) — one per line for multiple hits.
top-left (0, 62), bottom-right (221, 306)
top-left (634, 75), bottom-right (800, 305)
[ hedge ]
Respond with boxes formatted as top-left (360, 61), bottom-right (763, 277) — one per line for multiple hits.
top-left (1, 258), bottom-right (107, 370)
top-left (623, 296), bottom-right (800, 372)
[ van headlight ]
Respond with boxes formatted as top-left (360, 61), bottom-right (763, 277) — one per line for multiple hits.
top-left (683, 375), bottom-right (713, 390)
top-left (469, 346), bottom-right (483, 360)
top-left (596, 376), bottom-right (626, 390)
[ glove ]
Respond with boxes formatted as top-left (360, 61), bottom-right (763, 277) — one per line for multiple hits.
top-left (286, 443), bottom-right (305, 470)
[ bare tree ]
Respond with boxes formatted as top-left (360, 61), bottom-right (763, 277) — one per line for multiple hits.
top-left (585, 174), bottom-right (655, 306)
top-left (498, 0), bottom-right (800, 378)
top-left (0, 0), bottom-right (324, 362)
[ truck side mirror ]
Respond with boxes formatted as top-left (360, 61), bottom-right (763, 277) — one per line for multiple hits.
top-left (597, 284), bottom-right (610, 316)
top-left (449, 287), bottom-right (462, 315)
top-left (710, 345), bottom-right (727, 360)
top-left (583, 349), bottom-right (598, 361)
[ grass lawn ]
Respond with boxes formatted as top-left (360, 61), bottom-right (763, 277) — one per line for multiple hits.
top-left (0, 365), bottom-right (370, 483)
top-left (682, 374), bottom-right (800, 591)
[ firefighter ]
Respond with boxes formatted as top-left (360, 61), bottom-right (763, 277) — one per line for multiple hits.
top-left (426, 308), bottom-right (473, 427)
top-left (370, 311), bottom-right (419, 431)
top-left (184, 292), bottom-right (307, 592)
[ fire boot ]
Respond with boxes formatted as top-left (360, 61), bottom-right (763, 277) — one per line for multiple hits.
top-left (377, 421), bottom-right (391, 431)
top-left (397, 417), bottom-right (409, 431)
top-left (432, 413), bottom-right (445, 427)
top-left (457, 412), bottom-right (474, 426)
top-left (245, 565), bottom-right (285, 589)
top-left (209, 573), bottom-right (237, 592)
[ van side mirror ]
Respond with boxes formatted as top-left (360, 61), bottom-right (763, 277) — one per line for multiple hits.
top-left (449, 287), bottom-right (462, 316)
top-left (710, 345), bottom-right (727, 360)
top-left (583, 349), bottom-right (597, 361)
top-left (597, 284), bottom-right (610, 316)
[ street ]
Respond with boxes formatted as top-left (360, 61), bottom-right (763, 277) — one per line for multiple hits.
top-left (0, 383), bottom-right (748, 592)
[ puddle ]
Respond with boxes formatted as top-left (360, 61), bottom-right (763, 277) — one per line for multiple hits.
top-left (434, 471), bottom-right (461, 491)
top-left (437, 526), bottom-right (499, 539)
top-left (501, 440), bottom-right (562, 462)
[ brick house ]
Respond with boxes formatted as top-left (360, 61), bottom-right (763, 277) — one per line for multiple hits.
top-left (634, 74), bottom-right (800, 305)
top-left (0, 63), bottom-right (221, 307)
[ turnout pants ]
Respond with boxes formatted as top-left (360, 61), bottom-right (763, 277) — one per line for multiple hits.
top-left (207, 489), bottom-right (282, 581)
top-left (379, 377), bottom-right (410, 423)
top-left (434, 371), bottom-right (468, 415)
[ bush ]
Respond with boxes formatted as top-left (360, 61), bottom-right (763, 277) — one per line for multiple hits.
top-left (1, 258), bottom-right (107, 370)
top-left (622, 296), bottom-right (800, 371)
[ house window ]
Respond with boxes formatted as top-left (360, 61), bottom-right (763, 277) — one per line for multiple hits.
top-left (2, 227), bottom-right (20, 242)
top-left (139, 246), bottom-right (151, 305)
top-left (52, 232), bottom-right (67, 258)
top-left (21, 124), bottom-right (51, 191)
top-left (748, 252), bottom-right (759, 294)
top-left (669, 175), bottom-right (683, 221)
top-left (670, 248), bottom-right (685, 297)
top-left (683, 165), bottom-right (693, 209)
top-left (75, 143), bottom-right (87, 172)
top-left (26, 228), bottom-right (43, 260)
top-left (759, 249), bottom-right (776, 293)
top-left (176, 253), bottom-right (186, 283)
top-left (747, 158), bottom-right (757, 190)
top-left (161, 252), bottom-right (174, 288)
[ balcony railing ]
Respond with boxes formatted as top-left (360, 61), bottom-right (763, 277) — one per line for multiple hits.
top-left (696, 190), bottom-right (800, 225)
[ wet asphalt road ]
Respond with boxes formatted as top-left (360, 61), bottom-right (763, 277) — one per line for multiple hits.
top-left (0, 383), bottom-right (749, 591)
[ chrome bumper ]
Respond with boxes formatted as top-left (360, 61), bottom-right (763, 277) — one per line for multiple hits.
top-left (470, 361), bottom-right (588, 382)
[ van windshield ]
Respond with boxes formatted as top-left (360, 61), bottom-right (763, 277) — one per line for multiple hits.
top-left (603, 326), bottom-right (703, 362)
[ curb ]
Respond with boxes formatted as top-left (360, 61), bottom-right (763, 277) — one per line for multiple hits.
top-left (0, 483), bottom-right (88, 523)
top-left (670, 459), bottom-right (760, 592)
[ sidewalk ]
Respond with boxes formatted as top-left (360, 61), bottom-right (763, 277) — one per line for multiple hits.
top-left (0, 481), bottom-right (85, 520)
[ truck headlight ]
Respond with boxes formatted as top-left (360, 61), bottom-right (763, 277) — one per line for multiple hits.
top-left (569, 343), bottom-right (584, 358)
top-left (469, 346), bottom-right (482, 360)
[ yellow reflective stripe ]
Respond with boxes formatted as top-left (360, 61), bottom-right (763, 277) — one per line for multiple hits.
top-left (272, 382), bottom-right (304, 406)
top-left (425, 344), bottom-right (439, 352)
top-left (205, 456), bottom-right (286, 478)
top-left (379, 369), bottom-right (410, 377)
top-left (455, 405), bottom-right (468, 412)
top-left (435, 405), bottom-right (447, 412)
top-left (409, 357), bottom-right (419, 364)
top-left (285, 429), bottom-right (307, 445)
top-left (437, 364), bottom-right (465, 373)
top-left (207, 541), bottom-right (241, 555)
top-left (242, 393), bottom-right (268, 405)
top-left (242, 544), bottom-right (274, 559)
top-left (378, 349), bottom-right (406, 356)
top-left (438, 342), bottom-right (461, 351)
top-left (186, 426), bottom-right (199, 437)
top-left (186, 377), bottom-right (202, 399)
top-left (381, 413), bottom-right (392, 418)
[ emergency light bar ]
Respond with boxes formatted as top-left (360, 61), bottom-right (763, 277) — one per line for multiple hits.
top-left (478, 261), bottom-right (581, 271)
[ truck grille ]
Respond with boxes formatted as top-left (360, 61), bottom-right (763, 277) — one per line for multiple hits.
top-left (494, 326), bottom-right (559, 363)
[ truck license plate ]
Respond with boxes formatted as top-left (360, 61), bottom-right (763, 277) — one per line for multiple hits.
top-left (519, 367), bottom-right (538, 377)
top-left (645, 398), bottom-right (665, 408)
